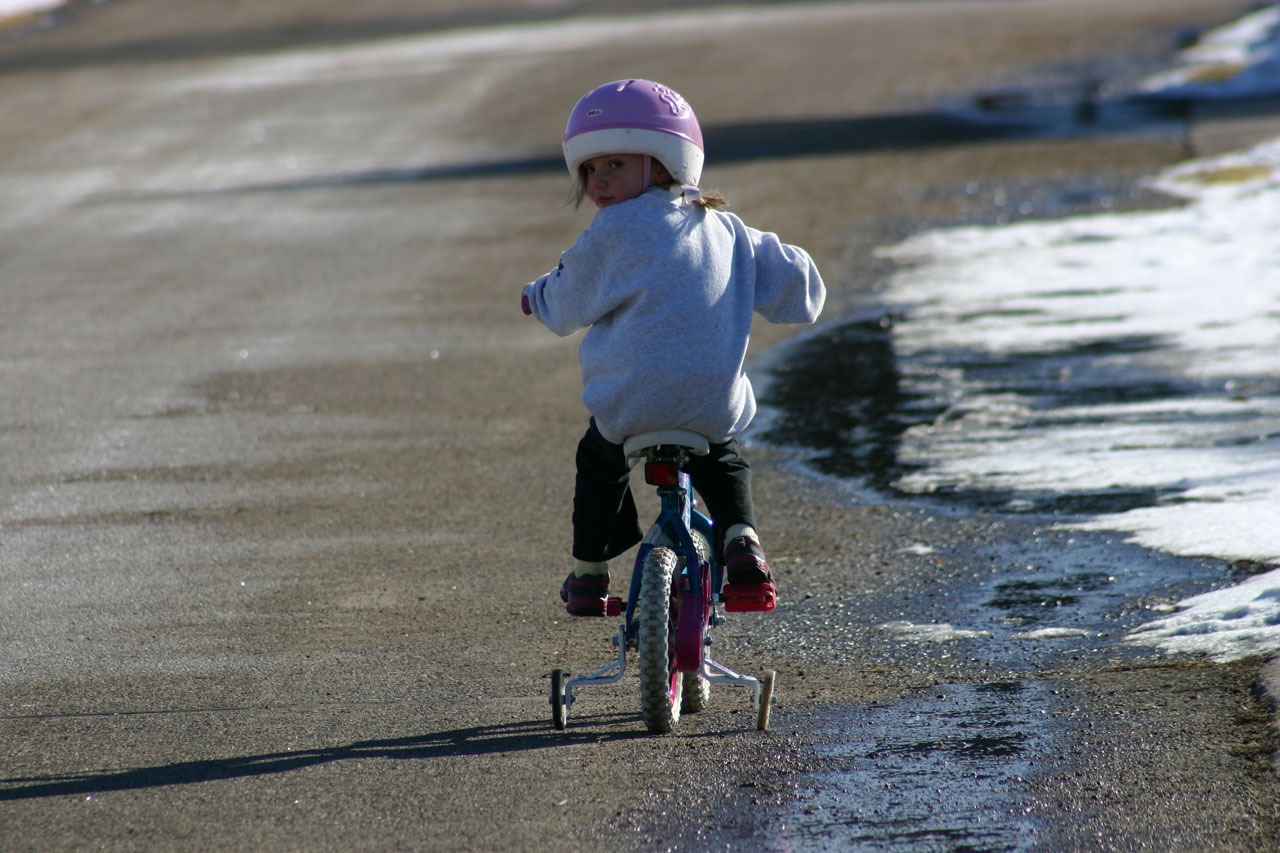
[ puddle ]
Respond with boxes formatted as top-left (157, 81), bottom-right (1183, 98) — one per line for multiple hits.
top-left (761, 317), bottom-right (1139, 513)
top-left (776, 681), bottom-right (1059, 852)
top-left (967, 533), bottom-right (1226, 654)
top-left (758, 311), bottom-right (1245, 517)
top-left (986, 571), bottom-right (1113, 623)
top-left (760, 316), bottom-right (941, 493)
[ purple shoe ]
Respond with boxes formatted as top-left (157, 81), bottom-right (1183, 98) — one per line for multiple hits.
top-left (723, 537), bottom-right (777, 612)
top-left (560, 571), bottom-right (610, 617)
top-left (724, 537), bottom-right (774, 586)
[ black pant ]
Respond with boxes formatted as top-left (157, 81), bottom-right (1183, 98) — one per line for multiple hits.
top-left (572, 419), bottom-right (757, 562)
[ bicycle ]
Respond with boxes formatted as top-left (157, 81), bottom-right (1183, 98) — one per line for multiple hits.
top-left (549, 429), bottom-right (777, 733)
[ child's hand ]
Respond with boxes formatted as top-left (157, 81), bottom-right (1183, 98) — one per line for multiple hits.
top-left (521, 292), bottom-right (532, 315)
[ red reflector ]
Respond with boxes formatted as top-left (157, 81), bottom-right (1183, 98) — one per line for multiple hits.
top-left (645, 461), bottom-right (680, 486)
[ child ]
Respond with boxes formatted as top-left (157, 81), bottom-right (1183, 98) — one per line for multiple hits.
top-left (521, 79), bottom-right (825, 616)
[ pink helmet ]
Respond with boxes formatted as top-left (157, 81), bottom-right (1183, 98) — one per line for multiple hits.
top-left (562, 79), bottom-right (705, 186)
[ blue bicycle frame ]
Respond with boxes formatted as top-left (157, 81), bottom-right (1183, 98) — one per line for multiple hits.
top-left (622, 465), bottom-right (718, 636)
top-left (553, 433), bottom-right (770, 730)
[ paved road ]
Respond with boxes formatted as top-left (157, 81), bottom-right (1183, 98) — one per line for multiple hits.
top-left (2, 0), bottom-right (1275, 849)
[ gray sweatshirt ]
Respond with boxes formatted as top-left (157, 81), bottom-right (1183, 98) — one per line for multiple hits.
top-left (523, 186), bottom-right (825, 445)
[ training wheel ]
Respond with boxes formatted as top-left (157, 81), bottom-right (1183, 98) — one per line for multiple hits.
top-left (756, 670), bottom-right (776, 731)
top-left (550, 668), bottom-right (568, 730)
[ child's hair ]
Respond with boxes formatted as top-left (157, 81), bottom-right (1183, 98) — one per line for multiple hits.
top-left (572, 160), bottom-right (729, 211)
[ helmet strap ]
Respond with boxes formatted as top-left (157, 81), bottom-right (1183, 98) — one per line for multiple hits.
top-left (642, 155), bottom-right (653, 190)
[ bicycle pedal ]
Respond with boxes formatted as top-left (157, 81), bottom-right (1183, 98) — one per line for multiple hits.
top-left (722, 582), bottom-right (777, 613)
top-left (605, 595), bottom-right (624, 617)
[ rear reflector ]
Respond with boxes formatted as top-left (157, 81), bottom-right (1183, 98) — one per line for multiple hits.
top-left (644, 461), bottom-right (680, 486)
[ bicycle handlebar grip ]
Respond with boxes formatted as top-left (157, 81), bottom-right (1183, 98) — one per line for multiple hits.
top-left (521, 292), bottom-right (532, 315)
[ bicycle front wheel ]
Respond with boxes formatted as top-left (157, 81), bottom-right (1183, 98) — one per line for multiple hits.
top-left (636, 546), bottom-right (682, 732)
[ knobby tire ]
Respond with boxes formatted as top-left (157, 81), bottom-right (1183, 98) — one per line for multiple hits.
top-left (637, 546), bottom-right (682, 732)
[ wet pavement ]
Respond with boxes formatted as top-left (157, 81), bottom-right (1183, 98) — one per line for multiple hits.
top-left (784, 681), bottom-right (1057, 850)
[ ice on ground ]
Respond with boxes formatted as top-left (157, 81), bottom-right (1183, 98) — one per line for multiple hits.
top-left (1010, 628), bottom-right (1092, 640)
top-left (1138, 4), bottom-right (1280, 99)
top-left (884, 135), bottom-right (1280, 560)
top-left (1127, 569), bottom-right (1280, 662)
top-left (0, 0), bottom-right (62, 19)
top-left (878, 5), bottom-right (1280, 662)
top-left (880, 621), bottom-right (991, 642)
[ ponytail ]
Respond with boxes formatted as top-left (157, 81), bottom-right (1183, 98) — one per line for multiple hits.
top-left (688, 190), bottom-right (729, 211)
top-left (669, 182), bottom-right (729, 211)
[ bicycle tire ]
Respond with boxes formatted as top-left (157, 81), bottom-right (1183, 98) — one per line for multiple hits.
top-left (636, 546), bottom-right (682, 732)
top-left (682, 670), bottom-right (712, 712)
top-left (550, 668), bottom-right (567, 730)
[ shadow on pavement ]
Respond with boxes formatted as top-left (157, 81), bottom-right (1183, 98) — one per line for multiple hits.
top-left (101, 95), bottom-right (1198, 203)
top-left (0, 714), bottom-right (642, 801)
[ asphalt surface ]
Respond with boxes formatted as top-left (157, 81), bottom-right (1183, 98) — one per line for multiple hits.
top-left (2, 0), bottom-right (1278, 850)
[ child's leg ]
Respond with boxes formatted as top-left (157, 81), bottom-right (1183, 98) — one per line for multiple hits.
top-left (685, 437), bottom-right (757, 548)
top-left (561, 420), bottom-right (642, 616)
top-left (685, 439), bottom-right (773, 585)
top-left (571, 419), bottom-right (643, 564)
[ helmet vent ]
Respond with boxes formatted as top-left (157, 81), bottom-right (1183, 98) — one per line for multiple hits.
top-left (653, 84), bottom-right (687, 116)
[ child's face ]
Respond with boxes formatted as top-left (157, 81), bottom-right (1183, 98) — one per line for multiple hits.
top-left (581, 154), bottom-right (648, 209)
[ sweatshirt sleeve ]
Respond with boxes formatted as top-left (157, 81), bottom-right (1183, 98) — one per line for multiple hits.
top-left (746, 223), bottom-right (826, 324)
top-left (521, 219), bottom-right (623, 337)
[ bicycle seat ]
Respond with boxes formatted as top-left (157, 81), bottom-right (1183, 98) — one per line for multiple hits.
top-left (623, 430), bottom-right (711, 460)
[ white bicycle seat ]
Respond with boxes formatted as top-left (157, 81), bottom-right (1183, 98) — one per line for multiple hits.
top-left (623, 429), bottom-right (711, 460)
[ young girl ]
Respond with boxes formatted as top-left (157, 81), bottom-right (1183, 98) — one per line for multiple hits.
top-left (521, 79), bottom-right (825, 616)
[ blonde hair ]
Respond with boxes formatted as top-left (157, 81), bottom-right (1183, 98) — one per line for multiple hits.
top-left (572, 159), bottom-right (729, 211)
top-left (672, 183), bottom-right (730, 211)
